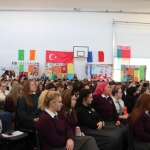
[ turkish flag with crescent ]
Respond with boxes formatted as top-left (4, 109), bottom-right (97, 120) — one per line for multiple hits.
top-left (46, 50), bottom-right (74, 63)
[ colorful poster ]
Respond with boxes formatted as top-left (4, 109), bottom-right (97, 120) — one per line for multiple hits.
top-left (121, 65), bottom-right (146, 82)
top-left (45, 63), bottom-right (74, 80)
top-left (12, 61), bottom-right (39, 78)
top-left (85, 64), bottom-right (113, 80)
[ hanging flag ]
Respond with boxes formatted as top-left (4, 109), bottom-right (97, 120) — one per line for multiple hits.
top-left (46, 50), bottom-right (73, 63)
top-left (98, 51), bottom-right (104, 62)
top-left (30, 50), bottom-right (36, 60)
top-left (87, 51), bottom-right (93, 62)
top-left (18, 50), bottom-right (24, 61)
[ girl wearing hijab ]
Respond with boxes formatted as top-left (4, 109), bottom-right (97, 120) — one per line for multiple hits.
top-left (92, 82), bottom-right (128, 150)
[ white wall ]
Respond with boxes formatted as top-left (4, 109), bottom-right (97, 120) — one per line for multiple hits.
top-left (0, 0), bottom-right (150, 79)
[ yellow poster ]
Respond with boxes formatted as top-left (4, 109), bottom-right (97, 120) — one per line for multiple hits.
top-left (67, 63), bottom-right (74, 74)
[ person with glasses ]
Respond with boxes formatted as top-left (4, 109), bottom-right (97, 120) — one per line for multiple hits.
top-left (112, 86), bottom-right (128, 125)
top-left (0, 81), bottom-right (9, 110)
top-left (37, 90), bottom-right (99, 150)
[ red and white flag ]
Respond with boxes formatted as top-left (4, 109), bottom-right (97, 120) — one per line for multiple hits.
top-left (46, 50), bottom-right (73, 63)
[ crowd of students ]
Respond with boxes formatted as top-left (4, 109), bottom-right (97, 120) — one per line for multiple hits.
top-left (0, 71), bottom-right (150, 150)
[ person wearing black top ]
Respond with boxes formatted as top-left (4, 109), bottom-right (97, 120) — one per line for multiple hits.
top-left (18, 80), bottom-right (41, 130)
top-left (76, 89), bottom-right (122, 150)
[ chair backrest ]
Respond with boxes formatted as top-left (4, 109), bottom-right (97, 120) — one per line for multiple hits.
top-left (36, 130), bottom-right (41, 150)
top-left (0, 112), bottom-right (14, 134)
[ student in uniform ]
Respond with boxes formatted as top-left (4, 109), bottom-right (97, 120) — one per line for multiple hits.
top-left (92, 82), bottom-right (128, 150)
top-left (17, 80), bottom-right (41, 130)
top-left (4, 83), bottom-right (23, 115)
top-left (37, 90), bottom-right (99, 150)
top-left (112, 86), bottom-right (128, 125)
top-left (124, 86), bottom-right (137, 113)
top-left (128, 94), bottom-right (150, 150)
top-left (0, 81), bottom-right (9, 110)
top-left (76, 89), bottom-right (122, 150)
top-left (60, 88), bottom-right (99, 150)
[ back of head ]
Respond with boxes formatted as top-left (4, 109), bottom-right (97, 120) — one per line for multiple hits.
top-left (23, 80), bottom-right (33, 106)
top-left (38, 90), bottom-right (61, 110)
top-left (93, 82), bottom-right (108, 95)
top-left (126, 86), bottom-right (136, 96)
top-left (62, 89), bottom-right (72, 109)
top-left (45, 83), bottom-right (56, 90)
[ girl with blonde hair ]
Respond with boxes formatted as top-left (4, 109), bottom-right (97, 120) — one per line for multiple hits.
top-left (37, 90), bottom-right (98, 150)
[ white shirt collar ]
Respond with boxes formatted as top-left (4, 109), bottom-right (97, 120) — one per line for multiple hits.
top-left (112, 96), bottom-right (122, 102)
top-left (45, 109), bottom-right (58, 118)
top-left (101, 94), bottom-right (109, 99)
top-left (145, 111), bottom-right (149, 115)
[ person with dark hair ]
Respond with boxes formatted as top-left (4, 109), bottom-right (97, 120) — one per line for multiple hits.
top-left (19, 72), bottom-right (27, 80)
top-left (37, 90), bottom-right (98, 150)
top-left (73, 74), bottom-right (78, 80)
top-left (121, 83), bottom-right (129, 101)
top-left (60, 88), bottom-right (99, 150)
top-left (124, 86), bottom-right (137, 114)
top-left (56, 83), bottom-right (64, 94)
top-left (143, 82), bottom-right (149, 88)
top-left (45, 83), bottom-right (56, 91)
top-left (92, 82), bottom-right (128, 150)
top-left (36, 83), bottom-right (43, 96)
top-left (76, 89), bottom-right (123, 150)
top-left (140, 87), bottom-right (149, 95)
top-left (128, 94), bottom-right (150, 150)
top-left (112, 86), bottom-right (128, 125)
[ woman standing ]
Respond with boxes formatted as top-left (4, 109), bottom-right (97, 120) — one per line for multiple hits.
top-left (76, 89), bottom-right (122, 150)
top-left (37, 90), bottom-right (98, 150)
top-left (92, 82), bottom-right (128, 150)
top-left (128, 94), bottom-right (150, 150)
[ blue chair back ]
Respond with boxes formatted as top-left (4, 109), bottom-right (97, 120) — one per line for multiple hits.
top-left (0, 112), bottom-right (14, 134)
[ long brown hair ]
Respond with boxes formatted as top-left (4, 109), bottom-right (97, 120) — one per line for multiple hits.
top-left (7, 84), bottom-right (23, 108)
top-left (61, 89), bottom-right (78, 122)
top-left (128, 94), bottom-right (150, 138)
top-left (23, 80), bottom-right (33, 106)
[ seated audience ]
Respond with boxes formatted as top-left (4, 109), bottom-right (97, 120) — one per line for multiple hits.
top-left (0, 81), bottom-right (9, 110)
top-left (124, 86), bottom-right (137, 113)
top-left (128, 94), bottom-right (150, 150)
top-left (18, 80), bottom-right (41, 130)
top-left (36, 83), bottom-right (43, 96)
top-left (56, 83), bottom-right (64, 94)
top-left (112, 86), bottom-right (128, 125)
top-left (140, 87), bottom-right (149, 94)
top-left (37, 91), bottom-right (98, 150)
top-left (92, 82), bottom-right (128, 150)
top-left (76, 89), bottom-right (123, 150)
top-left (4, 83), bottom-right (23, 113)
top-left (45, 83), bottom-right (56, 91)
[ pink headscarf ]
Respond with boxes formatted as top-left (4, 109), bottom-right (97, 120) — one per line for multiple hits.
top-left (93, 82), bottom-right (108, 95)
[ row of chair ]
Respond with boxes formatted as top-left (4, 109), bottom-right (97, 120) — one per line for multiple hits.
top-left (0, 111), bottom-right (41, 150)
